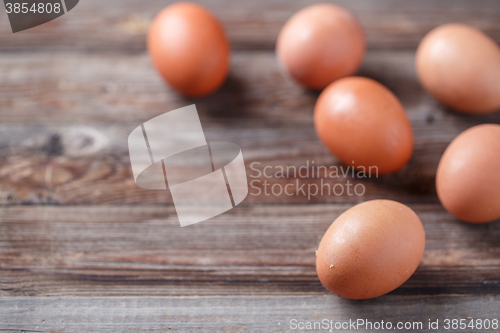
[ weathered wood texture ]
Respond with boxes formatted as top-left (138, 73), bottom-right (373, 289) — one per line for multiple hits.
top-left (0, 0), bottom-right (500, 51)
top-left (0, 51), bottom-right (499, 205)
top-left (1, 205), bottom-right (500, 297)
top-left (2, 295), bottom-right (500, 332)
top-left (1, 0), bottom-right (500, 331)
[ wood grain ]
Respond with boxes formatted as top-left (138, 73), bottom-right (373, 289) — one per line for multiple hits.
top-left (1, 205), bottom-right (499, 297)
top-left (0, 0), bottom-right (499, 51)
top-left (3, 50), bottom-right (500, 125)
top-left (1, 1), bottom-right (500, 330)
top-left (0, 51), bottom-right (498, 205)
top-left (1, 295), bottom-right (499, 332)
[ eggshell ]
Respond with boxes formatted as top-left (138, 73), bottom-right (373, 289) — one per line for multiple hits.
top-left (316, 200), bottom-right (425, 299)
top-left (436, 124), bottom-right (500, 223)
top-left (148, 2), bottom-right (230, 97)
top-left (416, 24), bottom-right (500, 114)
top-left (314, 76), bottom-right (413, 174)
top-left (276, 4), bottom-right (365, 90)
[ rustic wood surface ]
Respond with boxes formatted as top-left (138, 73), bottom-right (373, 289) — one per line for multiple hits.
top-left (1, 0), bottom-right (500, 332)
top-left (1, 0), bottom-right (500, 51)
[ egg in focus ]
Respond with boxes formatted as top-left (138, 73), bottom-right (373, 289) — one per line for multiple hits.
top-left (316, 200), bottom-right (425, 299)
top-left (148, 2), bottom-right (230, 97)
top-left (416, 24), bottom-right (500, 114)
top-left (276, 4), bottom-right (365, 90)
top-left (314, 76), bottom-right (413, 174)
top-left (436, 124), bottom-right (500, 223)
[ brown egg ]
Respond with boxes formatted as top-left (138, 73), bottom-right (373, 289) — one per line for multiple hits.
top-left (276, 4), bottom-right (365, 90)
top-left (316, 200), bottom-right (425, 299)
top-left (436, 124), bottom-right (500, 223)
top-left (314, 77), bottom-right (413, 174)
top-left (148, 2), bottom-right (230, 97)
top-left (416, 24), bottom-right (500, 114)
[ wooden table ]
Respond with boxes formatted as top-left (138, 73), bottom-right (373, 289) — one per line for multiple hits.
top-left (1, 0), bottom-right (500, 332)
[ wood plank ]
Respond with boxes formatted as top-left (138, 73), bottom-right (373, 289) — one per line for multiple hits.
top-left (0, 51), bottom-right (317, 125)
top-left (0, 51), bottom-right (499, 205)
top-left (1, 204), bottom-right (499, 297)
top-left (0, 0), bottom-right (499, 51)
top-left (1, 295), bottom-right (500, 332)
top-left (0, 122), bottom-right (448, 205)
top-left (3, 50), bottom-right (500, 125)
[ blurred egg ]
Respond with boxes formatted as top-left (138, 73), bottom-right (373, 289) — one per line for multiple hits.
top-left (316, 200), bottom-right (425, 299)
top-left (314, 76), bottom-right (413, 174)
top-left (436, 124), bottom-right (500, 223)
top-left (276, 4), bottom-right (365, 90)
top-left (148, 2), bottom-right (230, 97)
top-left (416, 24), bottom-right (500, 114)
